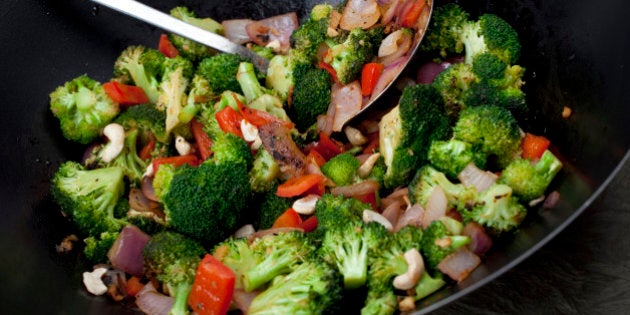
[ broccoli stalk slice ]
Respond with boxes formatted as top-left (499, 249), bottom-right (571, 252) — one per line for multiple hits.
top-left (169, 281), bottom-right (194, 315)
top-left (414, 272), bottom-right (446, 301)
top-left (236, 62), bottom-right (265, 103)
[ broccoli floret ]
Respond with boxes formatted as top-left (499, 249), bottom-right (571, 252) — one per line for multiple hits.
top-left (498, 150), bottom-right (563, 201)
top-left (256, 186), bottom-right (294, 230)
top-left (83, 231), bottom-right (119, 263)
top-left (312, 193), bottom-right (371, 238)
top-left (320, 152), bottom-right (360, 186)
top-left (168, 6), bottom-right (223, 62)
top-left (420, 3), bottom-right (470, 59)
top-left (51, 161), bottom-right (127, 236)
top-left (248, 260), bottom-right (342, 315)
top-left (235, 62), bottom-right (292, 122)
top-left (88, 128), bottom-right (147, 186)
top-left (142, 231), bottom-right (206, 315)
top-left (250, 44), bottom-right (276, 60)
top-left (379, 84), bottom-right (451, 189)
top-left (213, 237), bottom-right (259, 289)
top-left (321, 221), bottom-right (387, 289)
top-left (362, 226), bottom-right (425, 315)
top-left (290, 4), bottom-right (331, 60)
top-left (196, 53), bottom-right (247, 95)
top-left (249, 148), bottom-right (281, 193)
top-left (152, 163), bottom-right (175, 201)
top-left (264, 50), bottom-right (310, 101)
top-left (407, 165), bottom-right (477, 209)
top-left (431, 62), bottom-right (476, 118)
top-left (161, 139), bottom-right (253, 243)
top-left (460, 13), bottom-right (521, 65)
top-left (244, 231), bottom-right (315, 291)
top-left (211, 132), bottom-right (254, 169)
top-left (49, 75), bottom-right (120, 144)
top-left (290, 63), bottom-right (333, 131)
top-left (453, 105), bottom-right (522, 167)
top-left (325, 28), bottom-right (379, 84)
top-left (461, 183), bottom-right (527, 233)
top-left (114, 45), bottom-right (166, 104)
top-left (115, 103), bottom-right (169, 143)
top-left (156, 56), bottom-right (194, 134)
top-left (420, 220), bottom-right (471, 273)
top-left (427, 139), bottom-right (487, 179)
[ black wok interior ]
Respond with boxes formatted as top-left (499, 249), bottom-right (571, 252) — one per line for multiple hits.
top-left (0, 0), bottom-right (628, 314)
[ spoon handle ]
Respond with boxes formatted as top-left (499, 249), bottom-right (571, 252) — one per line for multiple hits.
top-left (90, 0), bottom-right (269, 73)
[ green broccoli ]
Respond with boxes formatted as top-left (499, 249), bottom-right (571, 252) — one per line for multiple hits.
top-left (86, 128), bottom-right (146, 186)
top-left (168, 6), bottom-right (223, 62)
top-left (248, 260), bottom-right (342, 315)
top-left (290, 4), bottom-right (332, 60)
top-left (152, 163), bottom-right (175, 201)
top-left (290, 63), bottom-right (332, 131)
top-left (212, 237), bottom-right (259, 289)
top-left (115, 103), bottom-right (169, 143)
top-left (255, 186), bottom-right (294, 230)
top-left (460, 183), bottom-right (527, 233)
top-left (427, 138), bottom-right (487, 179)
top-left (161, 134), bottom-right (253, 243)
top-left (499, 150), bottom-right (563, 201)
top-left (362, 226), bottom-right (426, 315)
top-left (50, 161), bottom-right (127, 236)
top-left (249, 148), bottom-right (281, 193)
top-left (460, 13), bottom-right (521, 65)
top-left (244, 231), bottom-right (315, 291)
top-left (407, 165), bottom-right (477, 209)
top-left (49, 75), bottom-right (120, 144)
top-left (325, 28), bottom-right (379, 84)
top-left (235, 61), bottom-right (292, 123)
top-left (320, 221), bottom-right (387, 289)
top-left (264, 50), bottom-right (310, 101)
top-left (320, 152), bottom-right (361, 186)
top-left (420, 220), bottom-right (471, 273)
top-left (452, 105), bottom-right (522, 167)
top-left (431, 62), bottom-right (476, 118)
top-left (311, 193), bottom-right (372, 241)
top-left (142, 231), bottom-right (206, 315)
top-left (157, 56), bottom-right (195, 134)
top-left (83, 231), bottom-right (119, 263)
top-left (419, 3), bottom-right (470, 59)
top-left (196, 53), bottom-right (247, 95)
top-left (113, 45), bottom-right (166, 104)
top-left (250, 44), bottom-right (276, 60)
top-left (379, 84), bottom-right (451, 189)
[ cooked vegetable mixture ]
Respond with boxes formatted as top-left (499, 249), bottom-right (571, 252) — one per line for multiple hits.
top-left (49, 2), bottom-right (563, 314)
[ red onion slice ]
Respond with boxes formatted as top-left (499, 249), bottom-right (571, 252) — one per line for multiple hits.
top-left (422, 186), bottom-right (448, 228)
top-left (330, 179), bottom-right (380, 198)
top-left (339, 0), bottom-right (381, 30)
top-left (245, 13), bottom-right (298, 51)
top-left (394, 203), bottom-right (424, 232)
top-left (135, 282), bottom-right (174, 315)
top-left (381, 0), bottom-right (402, 24)
top-left (107, 225), bottom-right (151, 276)
top-left (369, 56), bottom-right (408, 102)
top-left (437, 248), bottom-right (481, 282)
top-left (463, 222), bottom-right (493, 256)
top-left (378, 29), bottom-right (413, 66)
top-left (222, 19), bottom-right (254, 45)
top-left (381, 200), bottom-right (404, 228)
top-left (331, 81), bottom-right (363, 132)
top-left (458, 163), bottom-right (498, 192)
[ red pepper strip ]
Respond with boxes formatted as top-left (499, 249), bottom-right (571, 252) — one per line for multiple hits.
top-left (361, 63), bottom-right (385, 97)
top-left (358, 191), bottom-right (379, 211)
top-left (139, 138), bottom-right (155, 162)
top-left (318, 61), bottom-right (339, 84)
top-left (158, 34), bottom-right (180, 58)
top-left (276, 173), bottom-right (326, 198)
top-left (151, 154), bottom-right (200, 172)
top-left (298, 215), bottom-right (318, 232)
top-left (188, 254), bottom-right (235, 315)
top-left (102, 81), bottom-right (149, 105)
top-left (401, 0), bottom-right (426, 28)
top-left (521, 132), bottom-right (551, 160)
top-left (362, 132), bottom-right (380, 155)
top-left (191, 118), bottom-right (213, 161)
top-left (215, 106), bottom-right (243, 138)
top-left (272, 208), bottom-right (303, 229)
top-left (313, 132), bottom-right (344, 161)
top-left (234, 95), bottom-right (294, 129)
top-left (306, 149), bottom-right (327, 167)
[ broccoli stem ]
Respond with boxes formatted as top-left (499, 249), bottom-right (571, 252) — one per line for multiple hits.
top-left (243, 252), bottom-right (294, 292)
top-left (169, 282), bottom-right (194, 315)
top-left (335, 241), bottom-right (369, 289)
top-left (236, 62), bottom-right (264, 103)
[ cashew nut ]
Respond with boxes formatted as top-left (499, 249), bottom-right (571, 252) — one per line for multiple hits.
top-left (392, 248), bottom-right (424, 290)
top-left (357, 152), bottom-right (381, 178)
top-left (362, 209), bottom-right (393, 231)
top-left (82, 267), bottom-right (109, 295)
top-left (292, 194), bottom-right (321, 215)
top-left (344, 126), bottom-right (368, 146)
top-left (398, 296), bottom-right (416, 312)
top-left (241, 119), bottom-right (262, 150)
top-left (143, 163), bottom-right (154, 178)
top-left (99, 123), bottom-right (125, 163)
top-left (234, 224), bottom-right (256, 239)
top-left (175, 135), bottom-right (193, 156)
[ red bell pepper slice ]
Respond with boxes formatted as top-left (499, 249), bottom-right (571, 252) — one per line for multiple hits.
top-left (272, 208), bottom-right (303, 229)
top-left (151, 154), bottom-right (199, 172)
top-left (235, 96), bottom-right (294, 129)
top-left (318, 61), bottom-right (339, 83)
top-left (298, 215), bottom-right (318, 232)
top-left (158, 34), bottom-right (180, 58)
top-left (306, 150), bottom-right (327, 167)
top-left (191, 118), bottom-right (213, 161)
top-left (139, 138), bottom-right (155, 162)
top-left (521, 132), bottom-right (551, 160)
top-left (215, 106), bottom-right (243, 138)
top-left (102, 81), bottom-right (149, 105)
top-left (400, 0), bottom-right (426, 28)
top-left (188, 254), bottom-right (235, 315)
top-left (361, 63), bottom-right (384, 96)
top-left (312, 132), bottom-right (344, 161)
top-left (276, 173), bottom-right (326, 198)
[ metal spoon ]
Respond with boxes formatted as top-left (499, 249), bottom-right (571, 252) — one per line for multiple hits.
top-left (90, 0), bottom-right (270, 73)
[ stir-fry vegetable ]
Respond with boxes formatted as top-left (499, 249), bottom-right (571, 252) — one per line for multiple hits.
top-left (48, 2), bottom-right (564, 314)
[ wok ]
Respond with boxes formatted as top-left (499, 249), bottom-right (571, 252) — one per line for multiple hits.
top-left (0, 0), bottom-right (628, 314)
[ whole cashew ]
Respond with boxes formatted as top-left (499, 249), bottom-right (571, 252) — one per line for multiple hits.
top-left (392, 248), bottom-right (424, 290)
top-left (99, 123), bottom-right (125, 163)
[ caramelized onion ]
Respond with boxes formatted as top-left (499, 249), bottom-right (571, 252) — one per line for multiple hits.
top-left (245, 13), bottom-right (298, 51)
top-left (331, 81), bottom-right (363, 132)
top-left (339, 0), bottom-right (381, 30)
top-left (422, 186), bottom-right (448, 228)
top-left (437, 248), bottom-right (481, 282)
top-left (135, 282), bottom-right (174, 315)
top-left (394, 204), bottom-right (424, 231)
top-left (222, 19), bottom-right (254, 44)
